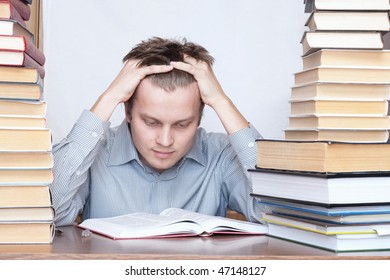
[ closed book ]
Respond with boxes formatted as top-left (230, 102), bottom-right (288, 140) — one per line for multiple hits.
top-left (294, 67), bottom-right (390, 85)
top-left (0, 50), bottom-right (45, 78)
top-left (306, 11), bottom-right (390, 31)
top-left (289, 99), bottom-right (388, 115)
top-left (0, 1), bottom-right (25, 26)
top-left (291, 83), bottom-right (390, 101)
top-left (304, 0), bottom-right (390, 12)
top-left (301, 31), bottom-right (383, 56)
top-left (0, 151), bottom-right (52, 169)
top-left (255, 140), bottom-right (390, 173)
top-left (249, 168), bottom-right (390, 205)
top-left (0, 115), bottom-right (45, 128)
top-left (0, 222), bottom-right (54, 244)
top-left (256, 199), bottom-right (390, 224)
top-left (0, 65), bottom-right (40, 83)
top-left (261, 212), bottom-right (390, 235)
top-left (288, 115), bottom-right (390, 130)
top-left (0, 128), bottom-right (52, 151)
top-left (0, 19), bottom-right (33, 39)
top-left (0, 35), bottom-right (45, 65)
top-left (284, 128), bottom-right (389, 143)
top-left (0, 100), bottom-right (46, 117)
top-left (0, 169), bottom-right (53, 185)
top-left (268, 222), bottom-right (390, 252)
top-left (5, 0), bottom-right (31, 21)
top-left (302, 49), bottom-right (390, 69)
top-left (0, 82), bottom-right (42, 100)
top-left (0, 207), bottom-right (54, 222)
top-left (255, 195), bottom-right (390, 215)
top-left (0, 185), bottom-right (51, 207)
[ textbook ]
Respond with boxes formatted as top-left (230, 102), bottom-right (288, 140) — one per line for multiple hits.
top-left (0, 128), bottom-right (52, 151)
top-left (260, 212), bottom-right (390, 235)
top-left (0, 19), bottom-right (33, 39)
top-left (0, 115), bottom-right (46, 128)
top-left (0, 151), bottom-right (52, 169)
top-left (289, 99), bottom-right (388, 115)
top-left (301, 31), bottom-right (383, 56)
top-left (290, 83), bottom-right (390, 101)
top-left (284, 128), bottom-right (389, 143)
top-left (0, 185), bottom-right (52, 207)
top-left (294, 67), bottom-right (390, 85)
top-left (302, 49), bottom-right (390, 70)
top-left (255, 140), bottom-right (390, 173)
top-left (78, 208), bottom-right (268, 240)
top-left (306, 11), bottom-right (390, 32)
top-left (267, 223), bottom-right (390, 252)
top-left (249, 169), bottom-right (390, 205)
top-left (304, 0), bottom-right (390, 12)
top-left (0, 100), bottom-right (46, 117)
top-left (288, 115), bottom-right (390, 130)
top-left (0, 65), bottom-right (40, 83)
top-left (0, 82), bottom-right (42, 100)
top-left (0, 221), bottom-right (54, 244)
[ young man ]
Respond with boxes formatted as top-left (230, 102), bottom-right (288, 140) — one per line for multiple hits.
top-left (50, 37), bottom-right (262, 226)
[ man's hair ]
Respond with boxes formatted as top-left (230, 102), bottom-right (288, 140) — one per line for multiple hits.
top-left (124, 37), bottom-right (214, 119)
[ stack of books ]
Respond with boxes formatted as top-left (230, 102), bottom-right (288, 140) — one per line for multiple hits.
top-left (250, 0), bottom-right (390, 252)
top-left (0, 0), bottom-right (54, 244)
top-left (286, 0), bottom-right (390, 143)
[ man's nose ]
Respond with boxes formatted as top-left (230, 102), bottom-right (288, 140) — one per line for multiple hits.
top-left (156, 127), bottom-right (174, 146)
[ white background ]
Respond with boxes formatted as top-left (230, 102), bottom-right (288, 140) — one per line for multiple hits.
top-left (42, 0), bottom-right (307, 144)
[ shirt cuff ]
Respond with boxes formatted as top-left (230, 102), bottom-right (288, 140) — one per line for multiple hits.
top-left (67, 110), bottom-right (111, 151)
top-left (228, 123), bottom-right (262, 169)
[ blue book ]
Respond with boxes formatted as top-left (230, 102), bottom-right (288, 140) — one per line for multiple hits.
top-left (255, 195), bottom-right (390, 224)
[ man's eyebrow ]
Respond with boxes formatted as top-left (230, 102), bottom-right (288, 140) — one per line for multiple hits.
top-left (140, 113), bottom-right (196, 124)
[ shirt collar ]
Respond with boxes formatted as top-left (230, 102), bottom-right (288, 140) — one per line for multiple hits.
top-left (107, 120), bottom-right (139, 166)
top-left (107, 120), bottom-right (207, 167)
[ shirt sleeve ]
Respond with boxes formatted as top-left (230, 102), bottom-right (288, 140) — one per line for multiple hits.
top-left (228, 123), bottom-right (262, 170)
top-left (49, 110), bottom-right (110, 226)
top-left (224, 123), bottom-right (263, 223)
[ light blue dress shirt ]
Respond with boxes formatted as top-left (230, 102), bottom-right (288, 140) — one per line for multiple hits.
top-left (50, 110), bottom-right (262, 226)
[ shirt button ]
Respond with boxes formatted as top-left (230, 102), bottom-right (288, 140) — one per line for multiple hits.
top-left (76, 170), bottom-right (81, 176)
top-left (91, 131), bottom-right (98, 138)
top-left (248, 142), bottom-right (255, 148)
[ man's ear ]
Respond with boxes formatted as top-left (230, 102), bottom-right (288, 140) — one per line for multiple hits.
top-left (124, 103), bottom-right (132, 122)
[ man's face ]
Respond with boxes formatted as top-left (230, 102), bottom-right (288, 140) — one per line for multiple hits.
top-left (128, 78), bottom-right (201, 173)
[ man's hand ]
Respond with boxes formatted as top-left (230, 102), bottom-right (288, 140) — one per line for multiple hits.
top-left (91, 60), bottom-right (173, 121)
top-left (170, 56), bottom-right (226, 109)
top-left (171, 57), bottom-right (249, 135)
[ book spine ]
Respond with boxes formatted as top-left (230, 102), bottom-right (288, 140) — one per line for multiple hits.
top-left (10, 0), bottom-right (31, 21)
top-left (23, 52), bottom-right (45, 78)
top-left (23, 36), bottom-right (45, 65)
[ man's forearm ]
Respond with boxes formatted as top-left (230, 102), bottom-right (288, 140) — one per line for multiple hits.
top-left (210, 96), bottom-right (249, 135)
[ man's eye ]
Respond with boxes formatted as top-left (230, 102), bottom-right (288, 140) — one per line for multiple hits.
top-left (176, 123), bottom-right (190, 129)
top-left (145, 120), bottom-right (158, 126)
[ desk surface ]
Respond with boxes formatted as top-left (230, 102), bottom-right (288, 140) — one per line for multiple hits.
top-left (0, 226), bottom-right (390, 259)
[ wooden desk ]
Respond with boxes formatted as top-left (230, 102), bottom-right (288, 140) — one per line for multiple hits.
top-left (0, 226), bottom-right (389, 259)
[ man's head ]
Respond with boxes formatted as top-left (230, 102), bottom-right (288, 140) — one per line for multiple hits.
top-left (123, 37), bottom-right (214, 173)
top-left (124, 37), bottom-right (214, 119)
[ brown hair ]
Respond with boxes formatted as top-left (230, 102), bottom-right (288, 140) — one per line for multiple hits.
top-left (124, 37), bottom-right (214, 119)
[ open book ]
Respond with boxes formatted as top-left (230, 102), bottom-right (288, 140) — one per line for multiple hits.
top-left (78, 208), bottom-right (268, 240)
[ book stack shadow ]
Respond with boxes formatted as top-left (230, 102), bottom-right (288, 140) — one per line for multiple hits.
top-left (0, 0), bottom-right (54, 244)
top-left (250, 0), bottom-right (390, 252)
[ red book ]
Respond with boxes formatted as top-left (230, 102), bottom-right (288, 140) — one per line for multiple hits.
top-left (0, 34), bottom-right (45, 65)
top-left (0, 1), bottom-right (26, 26)
top-left (2, 0), bottom-right (31, 20)
top-left (0, 51), bottom-right (45, 78)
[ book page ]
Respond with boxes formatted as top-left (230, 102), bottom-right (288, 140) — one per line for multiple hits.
top-left (79, 212), bottom-right (202, 239)
top-left (160, 208), bottom-right (267, 234)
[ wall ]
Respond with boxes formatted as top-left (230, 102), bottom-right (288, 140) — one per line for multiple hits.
top-left (42, 0), bottom-right (307, 144)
